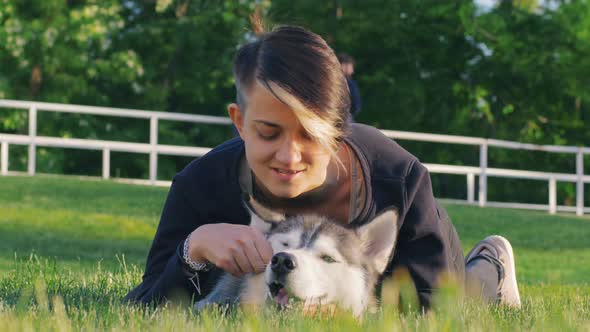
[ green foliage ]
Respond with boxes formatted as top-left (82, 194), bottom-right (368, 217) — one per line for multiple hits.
top-left (0, 0), bottom-right (256, 178)
top-left (460, 1), bottom-right (590, 145)
top-left (1, 1), bottom-right (590, 202)
top-left (0, 1), bottom-right (138, 103)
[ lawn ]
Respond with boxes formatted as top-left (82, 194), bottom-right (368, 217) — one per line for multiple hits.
top-left (0, 175), bottom-right (589, 331)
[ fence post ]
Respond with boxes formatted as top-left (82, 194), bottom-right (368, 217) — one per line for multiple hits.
top-left (549, 177), bottom-right (557, 214)
top-left (149, 116), bottom-right (158, 184)
top-left (28, 106), bottom-right (37, 175)
top-left (1, 142), bottom-right (8, 175)
top-left (467, 173), bottom-right (475, 204)
top-left (479, 142), bottom-right (488, 207)
top-left (102, 148), bottom-right (110, 179)
top-left (576, 148), bottom-right (584, 216)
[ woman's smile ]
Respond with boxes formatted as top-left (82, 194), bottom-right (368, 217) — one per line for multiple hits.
top-left (271, 167), bottom-right (306, 182)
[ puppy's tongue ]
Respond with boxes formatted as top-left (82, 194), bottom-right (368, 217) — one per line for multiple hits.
top-left (275, 288), bottom-right (289, 306)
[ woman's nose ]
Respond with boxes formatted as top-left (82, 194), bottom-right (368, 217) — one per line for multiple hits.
top-left (275, 138), bottom-right (302, 165)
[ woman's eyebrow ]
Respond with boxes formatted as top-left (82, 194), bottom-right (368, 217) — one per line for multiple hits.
top-left (253, 120), bottom-right (281, 128)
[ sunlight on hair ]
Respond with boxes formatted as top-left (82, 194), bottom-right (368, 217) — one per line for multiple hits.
top-left (249, 6), bottom-right (266, 36)
top-left (262, 81), bottom-right (342, 159)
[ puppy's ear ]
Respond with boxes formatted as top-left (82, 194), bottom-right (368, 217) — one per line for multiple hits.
top-left (242, 194), bottom-right (285, 234)
top-left (357, 208), bottom-right (399, 273)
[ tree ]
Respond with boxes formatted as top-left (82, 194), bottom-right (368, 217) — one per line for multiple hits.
top-left (0, 0), bottom-right (262, 178)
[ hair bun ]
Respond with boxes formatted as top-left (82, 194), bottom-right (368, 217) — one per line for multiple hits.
top-left (250, 7), bottom-right (265, 36)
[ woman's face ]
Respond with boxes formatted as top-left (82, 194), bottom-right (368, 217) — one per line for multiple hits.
top-left (229, 83), bottom-right (333, 199)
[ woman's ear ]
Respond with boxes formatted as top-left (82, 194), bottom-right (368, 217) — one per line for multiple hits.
top-left (228, 103), bottom-right (244, 138)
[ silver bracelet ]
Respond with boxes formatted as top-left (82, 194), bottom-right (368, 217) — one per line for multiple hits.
top-left (182, 233), bottom-right (213, 272)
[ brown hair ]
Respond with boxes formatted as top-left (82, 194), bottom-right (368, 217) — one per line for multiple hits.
top-left (233, 18), bottom-right (351, 155)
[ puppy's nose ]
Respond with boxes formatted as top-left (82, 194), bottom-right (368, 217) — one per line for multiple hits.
top-left (270, 252), bottom-right (297, 275)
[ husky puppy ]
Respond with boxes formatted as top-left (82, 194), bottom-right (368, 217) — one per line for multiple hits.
top-left (195, 198), bottom-right (398, 317)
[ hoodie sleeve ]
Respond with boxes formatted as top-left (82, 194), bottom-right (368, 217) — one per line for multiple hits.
top-left (123, 175), bottom-right (216, 305)
top-left (387, 160), bottom-right (463, 310)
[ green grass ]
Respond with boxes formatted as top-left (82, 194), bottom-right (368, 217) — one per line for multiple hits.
top-left (0, 175), bottom-right (589, 331)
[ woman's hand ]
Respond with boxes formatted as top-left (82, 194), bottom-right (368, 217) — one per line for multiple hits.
top-left (188, 223), bottom-right (274, 277)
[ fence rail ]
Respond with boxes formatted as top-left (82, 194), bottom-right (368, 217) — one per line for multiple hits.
top-left (1, 99), bottom-right (588, 216)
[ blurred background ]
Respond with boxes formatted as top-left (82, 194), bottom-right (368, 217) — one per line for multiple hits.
top-left (1, 0), bottom-right (589, 205)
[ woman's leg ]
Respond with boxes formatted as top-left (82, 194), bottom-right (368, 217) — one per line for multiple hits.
top-left (464, 235), bottom-right (521, 308)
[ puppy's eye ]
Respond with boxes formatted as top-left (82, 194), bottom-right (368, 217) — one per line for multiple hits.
top-left (321, 255), bottom-right (337, 263)
top-left (282, 242), bottom-right (289, 247)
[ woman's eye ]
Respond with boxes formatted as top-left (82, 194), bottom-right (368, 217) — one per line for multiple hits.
top-left (321, 255), bottom-right (337, 263)
top-left (300, 130), bottom-right (312, 141)
top-left (258, 132), bottom-right (279, 141)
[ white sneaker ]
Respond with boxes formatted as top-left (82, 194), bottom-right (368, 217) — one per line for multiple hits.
top-left (465, 235), bottom-right (521, 308)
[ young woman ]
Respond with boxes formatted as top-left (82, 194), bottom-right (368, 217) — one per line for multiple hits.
top-left (125, 23), bottom-right (521, 311)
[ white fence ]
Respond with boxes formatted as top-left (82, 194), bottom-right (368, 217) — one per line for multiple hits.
top-left (1, 99), bottom-right (589, 216)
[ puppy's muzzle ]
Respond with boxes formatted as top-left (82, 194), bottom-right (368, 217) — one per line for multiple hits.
top-left (270, 252), bottom-right (297, 276)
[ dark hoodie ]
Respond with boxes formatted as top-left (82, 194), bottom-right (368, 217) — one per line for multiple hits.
top-left (124, 123), bottom-right (465, 310)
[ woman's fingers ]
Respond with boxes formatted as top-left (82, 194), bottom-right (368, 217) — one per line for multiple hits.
top-left (231, 245), bottom-right (255, 276)
top-left (190, 223), bottom-right (274, 276)
top-left (251, 229), bottom-right (274, 265)
top-left (236, 228), bottom-right (273, 274)
top-left (243, 240), bottom-right (267, 273)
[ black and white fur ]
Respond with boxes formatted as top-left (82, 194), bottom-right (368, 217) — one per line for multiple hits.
top-left (195, 197), bottom-right (399, 317)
